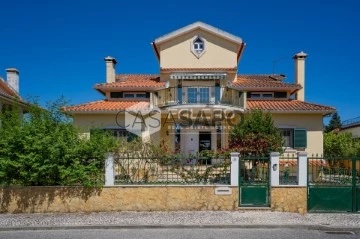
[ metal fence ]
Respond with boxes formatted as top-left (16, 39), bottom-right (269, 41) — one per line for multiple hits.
top-left (279, 154), bottom-right (298, 185)
top-left (239, 156), bottom-right (269, 185)
top-left (308, 156), bottom-right (360, 186)
top-left (113, 154), bottom-right (231, 185)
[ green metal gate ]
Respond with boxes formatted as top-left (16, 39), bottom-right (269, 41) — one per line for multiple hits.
top-left (239, 156), bottom-right (270, 207)
top-left (308, 156), bottom-right (360, 212)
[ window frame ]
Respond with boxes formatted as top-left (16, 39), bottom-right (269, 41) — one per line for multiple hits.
top-left (123, 92), bottom-right (148, 99)
top-left (250, 92), bottom-right (274, 99)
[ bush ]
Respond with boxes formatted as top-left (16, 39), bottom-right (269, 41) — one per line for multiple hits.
top-left (0, 99), bottom-right (117, 186)
top-left (228, 110), bottom-right (283, 155)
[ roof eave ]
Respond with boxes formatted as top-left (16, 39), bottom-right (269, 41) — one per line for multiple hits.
top-left (245, 109), bottom-right (335, 115)
top-left (154, 21), bottom-right (243, 46)
top-left (229, 86), bottom-right (302, 91)
top-left (94, 86), bottom-right (166, 91)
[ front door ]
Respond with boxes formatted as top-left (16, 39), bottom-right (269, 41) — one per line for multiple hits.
top-left (181, 131), bottom-right (199, 155)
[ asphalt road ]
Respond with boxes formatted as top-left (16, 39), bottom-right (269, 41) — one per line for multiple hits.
top-left (0, 228), bottom-right (359, 239)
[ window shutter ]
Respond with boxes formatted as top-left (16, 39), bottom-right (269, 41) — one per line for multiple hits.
top-left (293, 129), bottom-right (307, 148)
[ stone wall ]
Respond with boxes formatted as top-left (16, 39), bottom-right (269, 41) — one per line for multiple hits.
top-left (271, 187), bottom-right (307, 214)
top-left (0, 186), bottom-right (238, 213)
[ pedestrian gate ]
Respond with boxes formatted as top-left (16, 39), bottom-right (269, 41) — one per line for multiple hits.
top-left (239, 156), bottom-right (270, 207)
top-left (308, 156), bottom-right (360, 212)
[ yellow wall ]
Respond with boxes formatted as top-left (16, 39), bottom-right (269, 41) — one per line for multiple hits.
top-left (159, 29), bottom-right (238, 69)
top-left (341, 126), bottom-right (360, 138)
top-left (272, 113), bottom-right (324, 155)
top-left (72, 113), bottom-right (121, 133)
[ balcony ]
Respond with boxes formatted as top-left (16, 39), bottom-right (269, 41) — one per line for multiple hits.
top-left (152, 86), bottom-right (244, 108)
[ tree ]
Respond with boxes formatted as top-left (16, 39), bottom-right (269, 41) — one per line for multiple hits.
top-left (325, 112), bottom-right (342, 133)
top-left (324, 132), bottom-right (359, 157)
top-left (228, 110), bottom-right (283, 155)
top-left (0, 99), bottom-right (118, 186)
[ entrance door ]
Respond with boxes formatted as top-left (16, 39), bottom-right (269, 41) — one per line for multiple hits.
top-left (181, 131), bottom-right (199, 155)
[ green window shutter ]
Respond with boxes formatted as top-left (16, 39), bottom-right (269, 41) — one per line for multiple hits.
top-left (293, 129), bottom-right (307, 148)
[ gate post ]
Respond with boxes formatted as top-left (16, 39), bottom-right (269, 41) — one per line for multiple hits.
top-left (105, 152), bottom-right (115, 186)
top-left (230, 152), bottom-right (240, 186)
top-left (270, 152), bottom-right (280, 186)
top-left (297, 152), bottom-right (308, 186)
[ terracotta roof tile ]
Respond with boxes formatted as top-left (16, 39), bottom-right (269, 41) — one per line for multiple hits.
top-left (247, 100), bottom-right (335, 113)
top-left (95, 74), bottom-right (165, 89)
top-left (0, 78), bottom-right (18, 98)
top-left (231, 74), bottom-right (301, 89)
top-left (160, 67), bottom-right (237, 72)
top-left (63, 100), bottom-right (150, 112)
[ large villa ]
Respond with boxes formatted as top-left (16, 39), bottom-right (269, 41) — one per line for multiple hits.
top-left (64, 22), bottom-right (335, 155)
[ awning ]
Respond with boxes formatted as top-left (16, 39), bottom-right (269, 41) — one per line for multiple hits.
top-left (170, 73), bottom-right (227, 80)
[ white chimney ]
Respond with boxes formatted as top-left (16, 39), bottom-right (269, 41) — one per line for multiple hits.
top-left (6, 68), bottom-right (19, 94)
top-left (293, 51), bottom-right (308, 101)
top-left (104, 56), bottom-right (117, 83)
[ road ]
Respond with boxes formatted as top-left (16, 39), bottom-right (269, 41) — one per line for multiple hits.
top-left (0, 228), bottom-right (358, 239)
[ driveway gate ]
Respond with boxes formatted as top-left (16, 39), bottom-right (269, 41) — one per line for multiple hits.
top-left (239, 156), bottom-right (270, 207)
top-left (308, 156), bottom-right (360, 212)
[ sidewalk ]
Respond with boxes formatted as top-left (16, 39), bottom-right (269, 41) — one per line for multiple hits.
top-left (1, 211), bottom-right (360, 230)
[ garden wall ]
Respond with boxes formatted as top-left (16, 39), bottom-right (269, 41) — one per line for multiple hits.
top-left (0, 186), bottom-right (238, 213)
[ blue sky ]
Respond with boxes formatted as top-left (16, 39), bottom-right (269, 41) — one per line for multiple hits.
top-left (0, 0), bottom-right (359, 122)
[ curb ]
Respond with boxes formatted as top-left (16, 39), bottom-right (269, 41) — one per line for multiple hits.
top-left (0, 224), bottom-right (359, 232)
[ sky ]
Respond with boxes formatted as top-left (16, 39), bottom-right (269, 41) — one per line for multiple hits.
top-left (0, 0), bottom-right (359, 122)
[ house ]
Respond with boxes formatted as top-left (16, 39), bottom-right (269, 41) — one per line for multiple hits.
top-left (0, 68), bottom-right (27, 113)
top-left (63, 22), bottom-right (335, 155)
top-left (340, 116), bottom-right (360, 138)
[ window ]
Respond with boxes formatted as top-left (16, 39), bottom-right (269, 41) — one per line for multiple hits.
top-left (191, 36), bottom-right (205, 58)
top-left (280, 129), bottom-right (294, 148)
top-left (249, 92), bottom-right (274, 99)
top-left (110, 92), bottom-right (123, 98)
top-left (194, 38), bottom-right (204, 52)
top-left (123, 92), bottom-right (149, 99)
top-left (279, 128), bottom-right (307, 149)
top-left (103, 128), bottom-right (139, 142)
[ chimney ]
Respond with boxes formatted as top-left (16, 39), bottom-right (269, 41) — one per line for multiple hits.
top-left (104, 56), bottom-right (117, 83)
top-left (6, 68), bottom-right (19, 93)
top-left (293, 51), bottom-right (308, 101)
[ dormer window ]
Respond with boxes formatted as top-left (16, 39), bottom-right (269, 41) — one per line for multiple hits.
top-left (191, 36), bottom-right (206, 58)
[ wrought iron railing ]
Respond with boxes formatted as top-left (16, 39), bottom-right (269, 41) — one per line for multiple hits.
top-left (239, 156), bottom-right (269, 185)
top-left (308, 156), bottom-right (360, 186)
top-left (153, 86), bottom-right (243, 108)
top-left (113, 154), bottom-right (231, 185)
top-left (279, 154), bottom-right (298, 185)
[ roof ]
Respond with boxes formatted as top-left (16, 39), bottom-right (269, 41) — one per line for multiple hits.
top-left (62, 100), bottom-right (150, 113)
top-left (95, 74), bottom-right (299, 91)
top-left (341, 116), bottom-right (360, 130)
top-left (0, 77), bottom-right (18, 98)
top-left (95, 74), bottom-right (166, 94)
top-left (247, 100), bottom-right (335, 114)
top-left (230, 74), bottom-right (301, 91)
top-left (154, 21), bottom-right (243, 45)
top-left (161, 67), bottom-right (237, 72)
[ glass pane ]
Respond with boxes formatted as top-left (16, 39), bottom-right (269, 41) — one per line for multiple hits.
top-left (187, 88), bottom-right (197, 103)
top-left (124, 93), bottom-right (135, 98)
top-left (199, 88), bottom-right (209, 103)
top-left (251, 93), bottom-right (261, 98)
top-left (262, 94), bottom-right (273, 98)
top-left (136, 93), bottom-right (147, 98)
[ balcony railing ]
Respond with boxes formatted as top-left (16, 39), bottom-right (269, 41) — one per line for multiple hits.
top-left (153, 86), bottom-right (244, 108)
